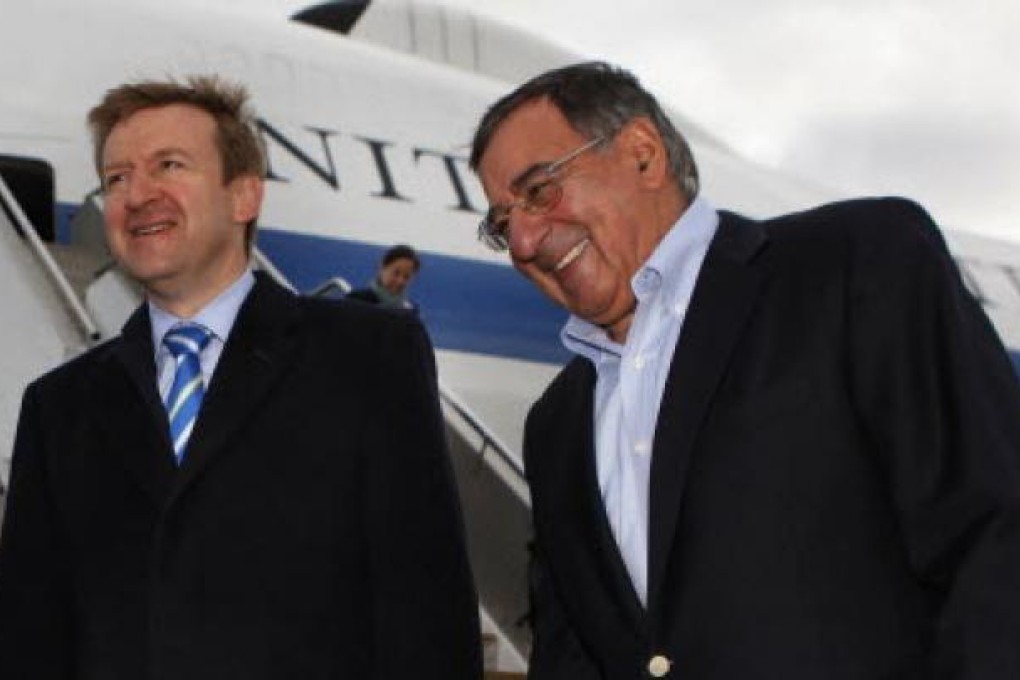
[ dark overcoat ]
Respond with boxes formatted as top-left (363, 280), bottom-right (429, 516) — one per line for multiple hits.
top-left (0, 274), bottom-right (481, 680)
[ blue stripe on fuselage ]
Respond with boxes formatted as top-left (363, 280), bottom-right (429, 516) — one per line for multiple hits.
top-left (56, 207), bottom-right (1020, 380)
top-left (261, 229), bottom-right (1020, 379)
top-left (257, 228), bottom-right (572, 365)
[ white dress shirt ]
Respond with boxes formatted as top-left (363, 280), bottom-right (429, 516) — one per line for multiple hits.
top-left (561, 197), bottom-right (719, 605)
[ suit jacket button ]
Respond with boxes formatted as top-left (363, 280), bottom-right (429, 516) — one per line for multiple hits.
top-left (648, 654), bottom-right (672, 677)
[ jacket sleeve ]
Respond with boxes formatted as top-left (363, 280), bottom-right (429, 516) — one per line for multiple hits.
top-left (847, 199), bottom-right (1020, 679)
top-left (0, 384), bottom-right (74, 679)
top-left (363, 315), bottom-right (482, 679)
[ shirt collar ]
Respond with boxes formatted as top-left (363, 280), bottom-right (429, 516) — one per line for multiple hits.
top-left (561, 196), bottom-right (719, 362)
top-left (642, 195), bottom-right (718, 306)
top-left (150, 269), bottom-right (256, 355)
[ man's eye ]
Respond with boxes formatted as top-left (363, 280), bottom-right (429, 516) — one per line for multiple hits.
top-left (522, 179), bottom-right (560, 211)
top-left (524, 180), bottom-right (551, 203)
top-left (160, 159), bottom-right (184, 171)
top-left (103, 173), bottom-right (126, 192)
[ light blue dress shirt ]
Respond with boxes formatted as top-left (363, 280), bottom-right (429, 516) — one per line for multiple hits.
top-left (561, 197), bottom-right (719, 606)
top-left (150, 269), bottom-right (256, 403)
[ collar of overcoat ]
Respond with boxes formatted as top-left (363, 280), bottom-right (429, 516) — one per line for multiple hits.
top-left (100, 273), bottom-right (301, 509)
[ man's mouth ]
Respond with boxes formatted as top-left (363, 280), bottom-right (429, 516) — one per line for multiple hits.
top-left (554, 238), bottom-right (589, 272)
top-left (130, 221), bottom-right (173, 237)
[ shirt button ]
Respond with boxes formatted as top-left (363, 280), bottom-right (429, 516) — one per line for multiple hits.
top-left (634, 441), bottom-right (651, 456)
top-left (648, 654), bottom-right (672, 677)
top-left (633, 355), bottom-right (645, 369)
top-left (636, 270), bottom-right (655, 290)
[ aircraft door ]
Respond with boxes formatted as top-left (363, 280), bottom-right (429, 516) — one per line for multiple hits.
top-left (0, 155), bottom-right (55, 241)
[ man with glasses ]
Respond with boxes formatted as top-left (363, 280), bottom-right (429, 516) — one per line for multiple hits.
top-left (469, 61), bottom-right (1020, 679)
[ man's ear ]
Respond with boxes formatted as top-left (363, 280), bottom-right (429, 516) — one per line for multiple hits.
top-left (230, 174), bottom-right (264, 226)
top-left (619, 116), bottom-right (669, 188)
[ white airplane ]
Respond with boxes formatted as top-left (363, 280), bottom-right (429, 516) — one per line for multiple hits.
top-left (2, 0), bottom-right (1018, 673)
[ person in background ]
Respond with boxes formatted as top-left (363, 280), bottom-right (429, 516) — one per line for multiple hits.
top-left (0, 75), bottom-right (481, 680)
top-left (347, 243), bottom-right (421, 312)
top-left (470, 61), bottom-right (1020, 679)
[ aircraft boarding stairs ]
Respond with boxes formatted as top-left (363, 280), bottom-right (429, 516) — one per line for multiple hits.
top-left (0, 169), bottom-right (532, 677)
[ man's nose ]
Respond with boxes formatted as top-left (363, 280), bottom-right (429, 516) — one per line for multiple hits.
top-left (125, 172), bottom-right (158, 208)
top-left (507, 209), bottom-right (548, 261)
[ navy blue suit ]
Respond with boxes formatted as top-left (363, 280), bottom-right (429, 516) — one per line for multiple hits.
top-left (524, 199), bottom-right (1020, 679)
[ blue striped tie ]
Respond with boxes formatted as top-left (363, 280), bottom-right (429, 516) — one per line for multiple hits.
top-left (163, 323), bottom-right (212, 465)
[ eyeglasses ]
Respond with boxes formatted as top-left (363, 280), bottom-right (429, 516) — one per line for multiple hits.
top-left (478, 136), bottom-right (606, 252)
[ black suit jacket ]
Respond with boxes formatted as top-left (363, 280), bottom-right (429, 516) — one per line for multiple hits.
top-left (524, 198), bottom-right (1020, 679)
top-left (0, 274), bottom-right (481, 680)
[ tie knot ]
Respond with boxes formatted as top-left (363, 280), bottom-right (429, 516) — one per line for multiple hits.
top-left (163, 323), bottom-right (212, 359)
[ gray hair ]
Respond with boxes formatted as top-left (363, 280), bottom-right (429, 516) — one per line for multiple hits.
top-left (470, 61), bottom-right (699, 198)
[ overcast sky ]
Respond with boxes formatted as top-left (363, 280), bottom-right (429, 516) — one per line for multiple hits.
top-left (244, 0), bottom-right (1019, 245)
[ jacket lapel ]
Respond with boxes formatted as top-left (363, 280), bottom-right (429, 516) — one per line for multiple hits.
top-left (105, 304), bottom-right (177, 506)
top-left (169, 274), bottom-right (300, 501)
top-left (646, 213), bottom-right (767, 612)
top-left (535, 360), bottom-right (647, 636)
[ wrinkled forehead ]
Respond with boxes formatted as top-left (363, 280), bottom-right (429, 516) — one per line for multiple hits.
top-left (477, 98), bottom-right (588, 200)
top-left (103, 104), bottom-right (219, 164)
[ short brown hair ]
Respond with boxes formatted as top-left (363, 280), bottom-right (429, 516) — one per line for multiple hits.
top-left (87, 75), bottom-right (267, 246)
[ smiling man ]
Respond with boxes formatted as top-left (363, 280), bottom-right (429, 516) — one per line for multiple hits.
top-left (0, 76), bottom-right (481, 680)
top-left (100, 102), bottom-right (259, 317)
top-left (470, 61), bottom-right (1020, 679)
